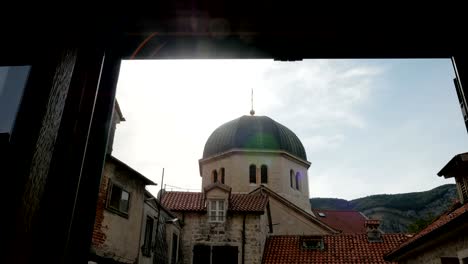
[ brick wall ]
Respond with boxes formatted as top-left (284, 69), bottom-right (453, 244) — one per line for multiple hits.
top-left (91, 170), bottom-right (109, 248)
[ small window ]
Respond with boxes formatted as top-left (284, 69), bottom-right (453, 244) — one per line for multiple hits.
top-left (249, 164), bottom-right (256, 184)
top-left (261, 165), bottom-right (268, 184)
top-left (221, 168), bottom-right (225, 184)
top-left (318, 212), bottom-right (325, 217)
top-left (142, 216), bottom-right (154, 256)
top-left (212, 170), bottom-right (218, 183)
top-left (208, 200), bottom-right (225, 222)
top-left (295, 172), bottom-right (300, 190)
top-left (301, 237), bottom-right (324, 250)
top-left (290, 170), bottom-right (294, 188)
top-left (107, 181), bottom-right (130, 216)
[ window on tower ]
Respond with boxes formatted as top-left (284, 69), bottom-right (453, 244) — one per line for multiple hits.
top-left (212, 170), bottom-right (218, 183)
top-left (261, 165), bottom-right (268, 184)
top-left (221, 168), bottom-right (225, 184)
top-left (290, 169), bottom-right (294, 188)
top-left (249, 164), bottom-right (256, 184)
top-left (295, 171), bottom-right (301, 190)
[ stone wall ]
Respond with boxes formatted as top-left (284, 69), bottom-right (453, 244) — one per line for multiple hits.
top-left (178, 211), bottom-right (268, 264)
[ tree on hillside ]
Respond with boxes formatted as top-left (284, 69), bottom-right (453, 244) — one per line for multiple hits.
top-left (406, 212), bottom-right (435, 234)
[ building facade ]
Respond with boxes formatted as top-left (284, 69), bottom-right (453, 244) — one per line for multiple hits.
top-left (162, 114), bottom-right (342, 264)
top-left (90, 155), bottom-right (156, 263)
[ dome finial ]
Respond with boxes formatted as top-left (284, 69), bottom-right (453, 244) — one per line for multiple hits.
top-left (250, 88), bottom-right (255, 116)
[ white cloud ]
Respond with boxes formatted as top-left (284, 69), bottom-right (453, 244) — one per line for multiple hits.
top-left (112, 59), bottom-right (461, 200)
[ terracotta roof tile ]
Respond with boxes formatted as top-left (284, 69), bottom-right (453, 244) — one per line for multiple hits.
top-left (230, 194), bottom-right (268, 212)
top-left (262, 234), bottom-right (409, 264)
top-left (161, 192), bottom-right (268, 213)
top-left (313, 209), bottom-right (367, 234)
top-left (161, 192), bottom-right (205, 211)
top-left (385, 202), bottom-right (468, 259)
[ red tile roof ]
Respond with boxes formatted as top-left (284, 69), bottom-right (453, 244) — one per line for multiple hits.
top-left (313, 209), bottom-right (367, 234)
top-left (262, 234), bottom-right (409, 264)
top-left (230, 194), bottom-right (269, 213)
top-left (161, 191), bottom-right (268, 213)
top-left (161, 192), bottom-right (205, 211)
top-left (385, 201), bottom-right (468, 260)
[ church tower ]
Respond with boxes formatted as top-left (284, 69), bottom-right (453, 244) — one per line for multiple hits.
top-left (198, 113), bottom-right (312, 213)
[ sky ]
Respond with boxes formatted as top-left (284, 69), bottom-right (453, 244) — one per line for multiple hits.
top-left (112, 59), bottom-right (468, 200)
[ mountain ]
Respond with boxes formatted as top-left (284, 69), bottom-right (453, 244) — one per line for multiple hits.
top-left (310, 184), bottom-right (458, 233)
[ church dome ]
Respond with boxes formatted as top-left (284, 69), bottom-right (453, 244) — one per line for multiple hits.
top-left (202, 115), bottom-right (307, 161)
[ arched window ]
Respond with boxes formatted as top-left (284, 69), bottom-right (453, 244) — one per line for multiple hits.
top-left (221, 168), bottom-right (225, 184)
top-left (261, 165), bottom-right (268, 184)
top-left (212, 170), bottom-right (218, 183)
top-left (295, 171), bottom-right (300, 190)
top-left (290, 170), bottom-right (294, 188)
top-left (249, 164), bottom-right (256, 184)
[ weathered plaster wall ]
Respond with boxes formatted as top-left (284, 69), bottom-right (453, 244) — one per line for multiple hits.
top-left (91, 161), bottom-right (146, 263)
top-left (269, 197), bottom-right (329, 235)
top-left (398, 227), bottom-right (468, 264)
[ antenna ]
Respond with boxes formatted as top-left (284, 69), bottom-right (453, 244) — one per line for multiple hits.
top-left (160, 168), bottom-right (165, 199)
top-left (250, 88), bottom-right (255, 116)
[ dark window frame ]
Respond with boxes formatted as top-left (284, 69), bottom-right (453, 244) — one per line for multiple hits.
top-left (295, 171), bottom-right (300, 190)
top-left (249, 164), bottom-right (256, 184)
top-left (261, 165), bottom-right (268, 184)
top-left (171, 233), bottom-right (179, 264)
top-left (212, 169), bottom-right (218, 183)
top-left (220, 167), bottom-right (225, 184)
top-left (290, 169), bottom-right (294, 188)
top-left (106, 180), bottom-right (131, 218)
top-left (142, 216), bottom-right (154, 257)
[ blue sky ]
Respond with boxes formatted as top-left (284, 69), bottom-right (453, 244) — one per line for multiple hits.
top-left (113, 59), bottom-right (467, 200)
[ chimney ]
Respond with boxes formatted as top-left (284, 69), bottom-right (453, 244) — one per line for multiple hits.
top-left (365, 219), bottom-right (382, 242)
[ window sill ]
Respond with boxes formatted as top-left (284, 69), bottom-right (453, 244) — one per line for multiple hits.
top-left (105, 207), bottom-right (129, 219)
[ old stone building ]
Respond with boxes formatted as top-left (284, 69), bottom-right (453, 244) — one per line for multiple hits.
top-left (385, 152), bottom-right (468, 264)
top-left (162, 113), bottom-right (381, 264)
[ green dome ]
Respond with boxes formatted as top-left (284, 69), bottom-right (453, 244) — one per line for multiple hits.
top-left (202, 115), bottom-right (307, 160)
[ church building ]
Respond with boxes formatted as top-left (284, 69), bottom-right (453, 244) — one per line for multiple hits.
top-left (162, 112), bottom-right (343, 264)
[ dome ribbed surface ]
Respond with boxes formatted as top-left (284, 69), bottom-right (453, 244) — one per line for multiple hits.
top-left (202, 115), bottom-right (307, 160)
